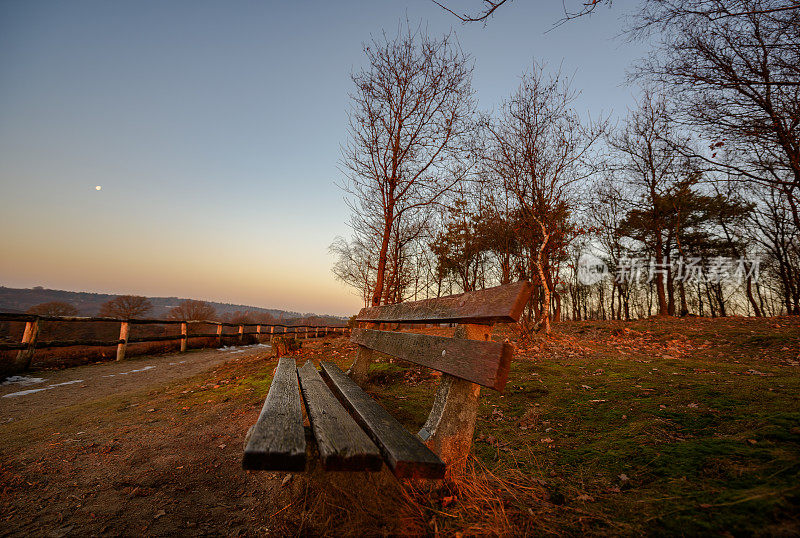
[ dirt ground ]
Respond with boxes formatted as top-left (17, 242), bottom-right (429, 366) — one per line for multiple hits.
top-left (0, 345), bottom-right (271, 422)
top-left (0, 343), bottom-right (293, 537)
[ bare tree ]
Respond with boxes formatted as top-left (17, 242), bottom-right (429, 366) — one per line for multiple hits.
top-left (608, 93), bottom-right (686, 316)
top-left (631, 0), bottom-right (800, 233)
top-left (588, 177), bottom-right (635, 320)
top-left (433, 0), bottom-right (798, 25)
top-left (749, 183), bottom-right (800, 313)
top-left (330, 236), bottom-right (376, 307)
top-left (98, 295), bottom-right (152, 319)
top-left (432, 0), bottom-right (611, 26)
top-left (27, 301), bottom-right (78, 317)
top-left (168, 300), bottom-right (216, 321)
top-left (340, 23), bottom-right (475, 306)
top-left (483, 64), bottom-right (603, 333)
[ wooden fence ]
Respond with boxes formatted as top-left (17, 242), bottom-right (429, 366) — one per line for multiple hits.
top-left (0, 313), bottom-right (349, 371)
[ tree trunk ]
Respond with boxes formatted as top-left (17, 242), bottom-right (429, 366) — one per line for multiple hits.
top-left (745, 276), bottom-right (762, 317)
top-left (696, 282), bottom-right (704, 317)
top-left (715, 283), bottom-right (727, 317)
top-left (372, 214), bottom-right (394, 306)
top-left (535, 221), bottom-right (552, 334)
top-left (553, 292), bottom-right (562, 323)
top-left (654, 237), bottom-right (669, 315)
top-left (679, 280), bottom-right (689, 317)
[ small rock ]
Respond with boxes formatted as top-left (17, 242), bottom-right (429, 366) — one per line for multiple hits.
top-left (154, 510), bottom-right (166, 520)
top-left (281, 474), bottom-right (292, 487)
top-left (48, 526), bottom-right (74, 538)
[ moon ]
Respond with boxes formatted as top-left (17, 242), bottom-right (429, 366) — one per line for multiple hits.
top-left (95, 186), bottom-right (102, 191)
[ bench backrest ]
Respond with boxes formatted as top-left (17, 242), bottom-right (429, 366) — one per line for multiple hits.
top-left (350, 281), bottom-right (532, 392)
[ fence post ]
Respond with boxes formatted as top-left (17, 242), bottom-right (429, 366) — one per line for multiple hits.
top-left (269, 325), bottom-right (274, 343)
top-left (315, 326), bottom-right (319, 338)
top-left (256, 324), bottom-right (262, 343)
top-left (116, 321), bottom-right (130, 361)
top-left (217, 324), bottom-right (223, 347)
top-left (238, 324), bottom-right (244, 344)
top-left (180, 322), bottom-right (188, 353)
top-left (14, 318), bottom-right (39, 371)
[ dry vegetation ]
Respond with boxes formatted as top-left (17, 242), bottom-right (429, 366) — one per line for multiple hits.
top-left (1, 317), bottom-right (798, 536)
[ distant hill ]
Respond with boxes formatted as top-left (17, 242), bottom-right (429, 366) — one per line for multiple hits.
top-left (0, 286), bottom-right (347, 325)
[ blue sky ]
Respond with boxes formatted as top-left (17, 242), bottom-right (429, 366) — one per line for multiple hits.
top-left (0, 0), bottom-right (646, 315)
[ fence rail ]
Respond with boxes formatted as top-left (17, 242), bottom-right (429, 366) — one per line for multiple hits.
top-left (0, 312), bottom-right (350, 371)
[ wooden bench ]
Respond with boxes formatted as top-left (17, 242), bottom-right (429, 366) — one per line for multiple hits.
top-left (242, 281), bottom-right (532, 479)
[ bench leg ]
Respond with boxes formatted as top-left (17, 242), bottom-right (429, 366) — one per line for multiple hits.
top-left (347, 345), bottom-right (375, 386)
top-left (418, 374), bottom-right (480, 474)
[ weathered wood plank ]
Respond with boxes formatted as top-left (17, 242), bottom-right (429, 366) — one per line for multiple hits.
top-left (242, 357), bottom-right (306, 471)
top-left (0, 342), bottom-right (29, 351)
top-left (296, 361), bottom-right (383, 472)
top-left (127, 335), bottom-right (187, 343)
top-left (35, 339), bottom-right (123, 348)
top-left (355, 281), bottom-right (532, 324)
top-left (349, 328), bottom-right (514, 391)
top-left (320, 361), bottom-right (445, 479)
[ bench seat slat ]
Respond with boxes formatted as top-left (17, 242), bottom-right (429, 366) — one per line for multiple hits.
top-left (297, 361), bottom-right (383, 472)
top-left (355, 281), bottom-right (531, 324)
top-left (350, 328), bottom-right (514, 391)
top-left (320, 361), bottom-right (446, 478)
top-left (320, 361), bottom-right (445, 479)
top-left (242, 357), bottom-right (306, 471)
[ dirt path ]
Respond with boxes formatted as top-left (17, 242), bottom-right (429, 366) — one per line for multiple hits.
top-left (0, 344), bottom-right (271, 423)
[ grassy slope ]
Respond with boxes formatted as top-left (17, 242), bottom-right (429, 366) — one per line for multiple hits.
top-left (368, 317), bottom-right (800, 535)
top-left (1, 317), bottom-right (798, 536)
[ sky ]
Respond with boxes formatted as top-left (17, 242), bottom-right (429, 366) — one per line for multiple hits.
top-left (0, 0), bottom-right (646, 316)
